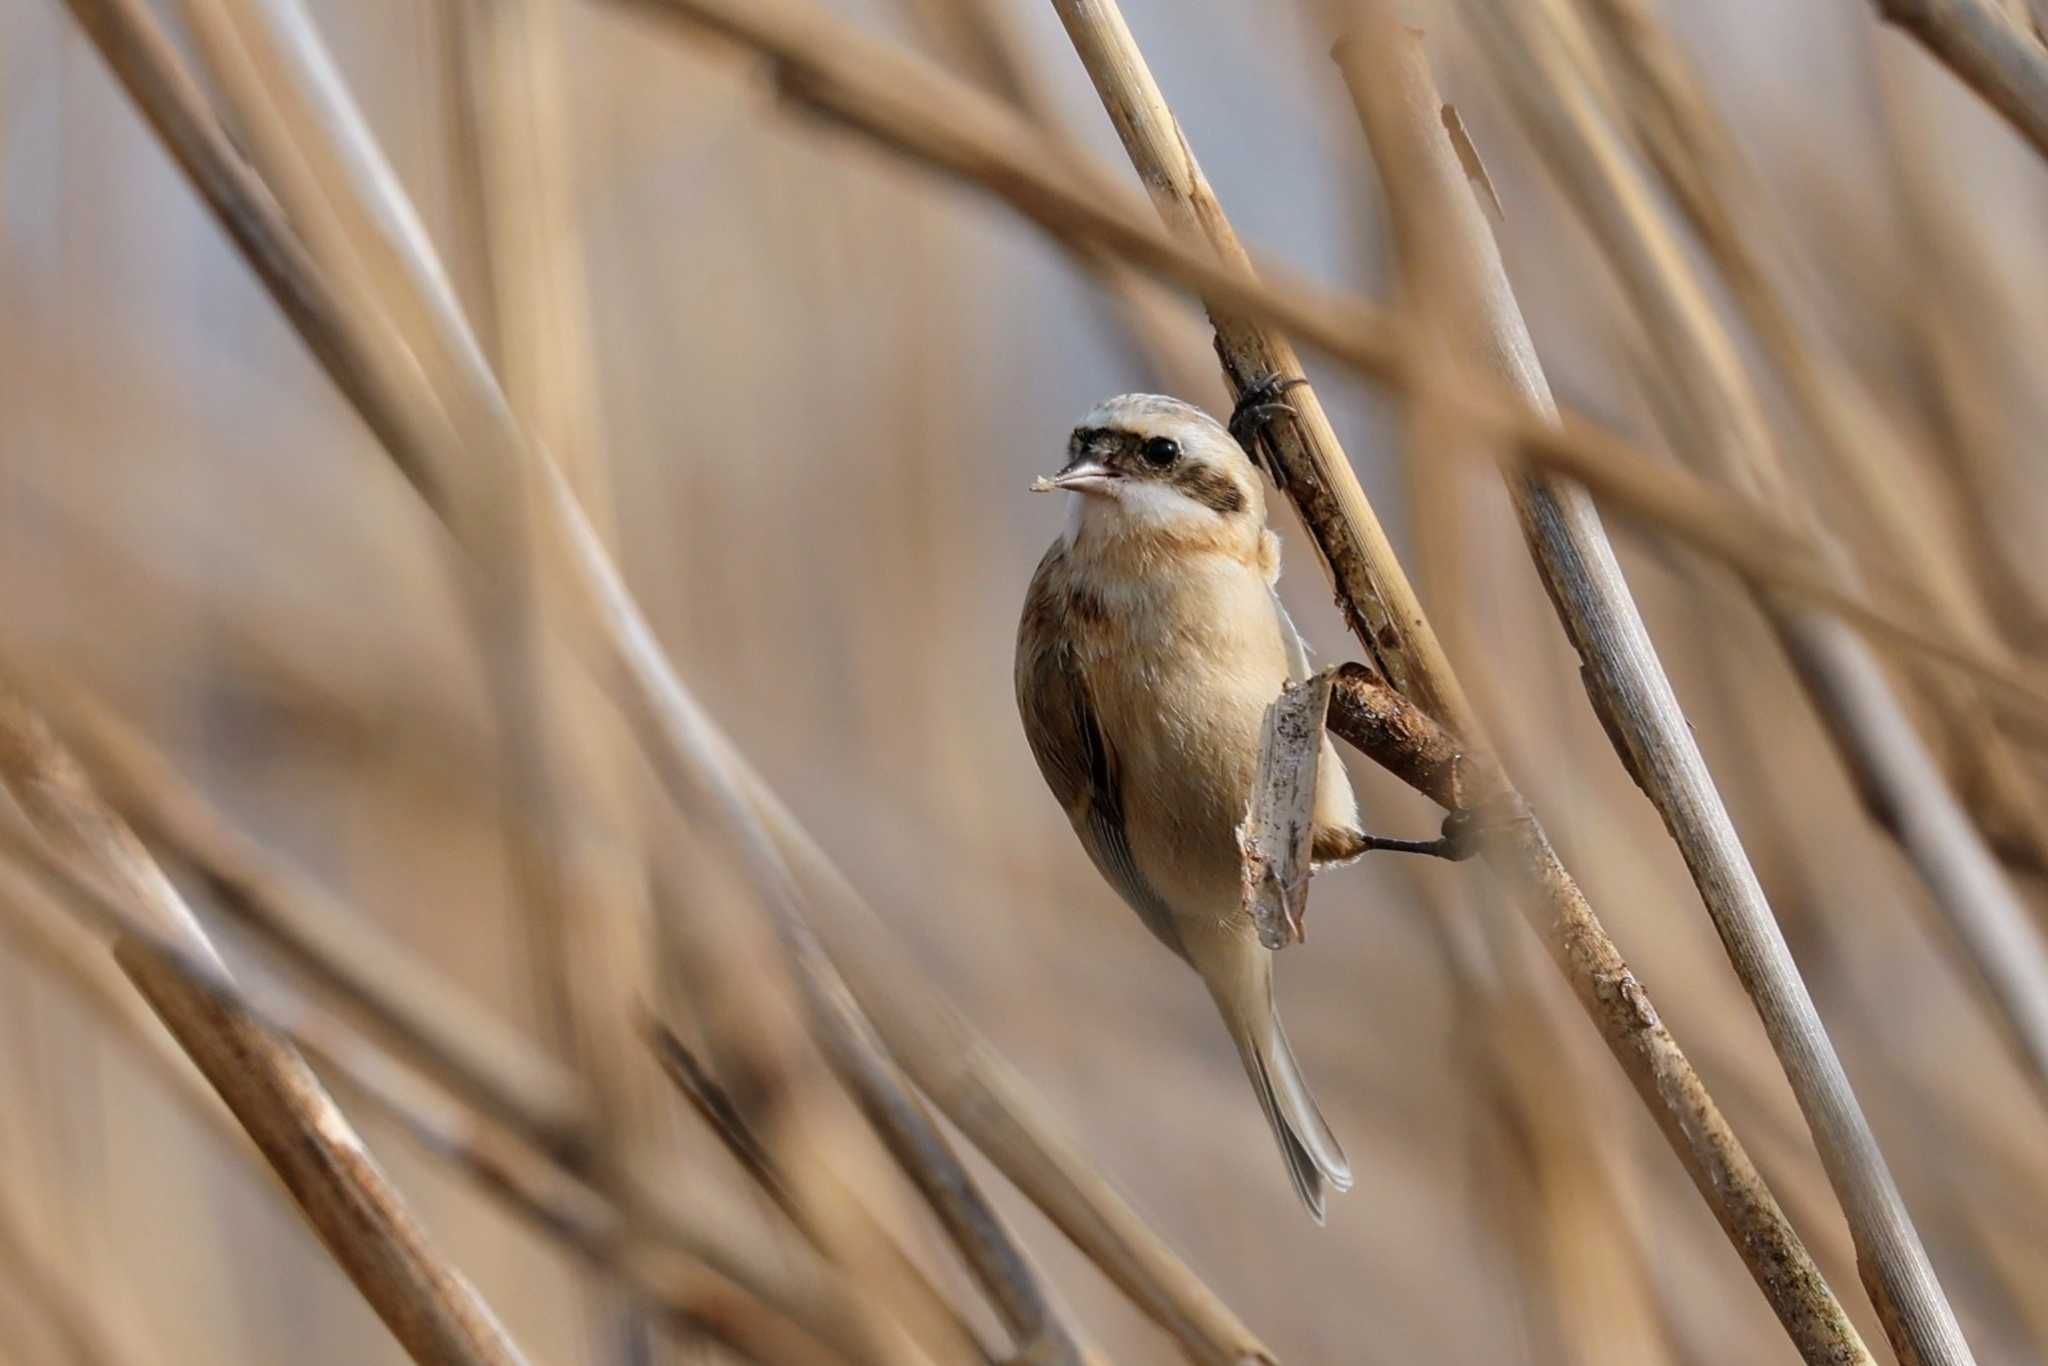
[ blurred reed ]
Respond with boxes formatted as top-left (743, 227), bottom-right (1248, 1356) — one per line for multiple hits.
top-left (3, 0), bottom-right (2047, 1363)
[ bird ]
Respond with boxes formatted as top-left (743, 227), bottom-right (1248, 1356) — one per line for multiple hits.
top-left (1014, 388), bottom-right (1366, 1221)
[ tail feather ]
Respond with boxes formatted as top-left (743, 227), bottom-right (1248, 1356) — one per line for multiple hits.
top-left (1244, 1034), bottom-right (1334, 1222)
top-left (1260, 1008), bottom-right (1352, 1194)
top-left (1210, 950), bottom-right (1352, 1222)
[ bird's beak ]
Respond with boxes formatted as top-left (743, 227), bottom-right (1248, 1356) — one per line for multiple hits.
top-left (1031, 460), bottom-right (1120, 495)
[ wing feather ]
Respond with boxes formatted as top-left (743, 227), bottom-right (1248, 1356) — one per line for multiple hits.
top-left (1017, 547), bottom-right (1186, 958)
top-left (1270, 587), bottom-right (1312, 684)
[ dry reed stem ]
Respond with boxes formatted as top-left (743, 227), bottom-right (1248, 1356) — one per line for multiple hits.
top-left (1589, 0), bottom-right (2048, 883)
top-left (31, 686), bottom-right (590, 1148)
top-left (2, 676), bottom-right (913, 1364)
top-left (58, 1), bottom-right (1089, 1360)
top-left (723, 782), bottom-right (1277, 1366)
top-left (1047, 1), bottom-right (1866, 1359)
top-left (303, 1009), bottom-right (861, 1366)
top-left (555, 457), bottom-right (1089, 1366)
top-left (1878, 67), bottom-right (2048, 664)
top-left (445, 0), bottom-right (668, 1161)
top-left (0, 691), bottom-right (531, 1366)
top-left (225, 5), bottom-right (1062, 1353)
top-left (0, 805), bottom-right (882, 1366)
top-left (1872, 0), bottom-right (2048, 158)
top-left (1, 852), bottom-right (871, 1366)
top-left (1444, 924), bottom-right (1680, 1366)
top-left (1481, 10), bottom-right (2044, 1351)
top-left (186, 3), bottom-right (979, 1359)
top-left (442, 8), bottom-right (672, 1360)
top-left (0, 871), bottom-right (263, 1166)
top-left (645, 1023), bottom-right (996, 1363)
top-left (1454, 7), bottom-right (1987, 1361)
top-left (176, 0), bottom-right (600, 1175)
top-left (1566, 0), bottom-right (2048, 1079)
top-left (617, 0), bottom-right (2048, 757)
top-left (893, 0), bottom-right (1219, 403)
top-left (1045, 0), bottom-right (1471, 721)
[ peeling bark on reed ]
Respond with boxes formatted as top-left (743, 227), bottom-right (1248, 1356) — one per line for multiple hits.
top-left (1238, 671), bottom-right (1334, 949)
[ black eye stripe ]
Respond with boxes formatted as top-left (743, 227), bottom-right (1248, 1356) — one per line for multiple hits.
top-left (1069, 426), bottom-right (1118, 456)
top-left (1173, 465), bottom-right (1246, 515)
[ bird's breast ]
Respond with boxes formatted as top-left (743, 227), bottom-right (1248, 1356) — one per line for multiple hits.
top-left (1070, 556), bottom-right (1293, 916)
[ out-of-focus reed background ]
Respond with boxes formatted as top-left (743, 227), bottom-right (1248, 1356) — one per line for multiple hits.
top-left (3, 0), bottom-right (2047, 1362)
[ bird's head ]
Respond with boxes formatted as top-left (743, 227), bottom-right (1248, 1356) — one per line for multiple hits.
top-left (1034, 393), bottom-right (1267, 556)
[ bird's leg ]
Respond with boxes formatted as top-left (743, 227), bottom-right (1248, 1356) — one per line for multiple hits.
top-left (1227, 372), bottom-right (1309, 463)
top-left (1313, 808), bottom-right (1482, 868)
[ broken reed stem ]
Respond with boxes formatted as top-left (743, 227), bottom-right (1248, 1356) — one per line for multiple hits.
top-left (0, 692), bottom-right (531, 1366)
top-left (57, 2), bottom-right (1088, 1362)
top-left (1046, 1), bottom-right (1866, 1359)
top-left (1871, 0), bottom-right (2048, 160)
top-left (1239, 671), bottom-right (1335, 949)
top-left (616, 0), bottom-right (2048, 764)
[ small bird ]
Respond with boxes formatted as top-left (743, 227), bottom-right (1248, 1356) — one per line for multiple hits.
top-left (1015, 390), bottom-right (1365, 1220)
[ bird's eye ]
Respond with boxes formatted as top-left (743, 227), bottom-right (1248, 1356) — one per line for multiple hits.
top-left (1140, 436), bottom-right (1181, 468)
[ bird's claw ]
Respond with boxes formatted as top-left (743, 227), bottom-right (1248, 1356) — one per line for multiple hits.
top-left (1434, 807), bottom-right (1484, 862)
top-left (1228, 373), bottom-right (1309, 460)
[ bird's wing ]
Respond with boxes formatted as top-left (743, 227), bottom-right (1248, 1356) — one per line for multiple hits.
top-left (1270, 586), bottom-right (1313, 684)
top-left (1017, 554), bottom-right (1186, 958)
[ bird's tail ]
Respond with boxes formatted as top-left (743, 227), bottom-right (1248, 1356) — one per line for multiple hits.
top-left (1206, 945), bottom-right (1352, 1223)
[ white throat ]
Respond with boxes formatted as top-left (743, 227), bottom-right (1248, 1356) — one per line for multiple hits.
top-left (1059, 482), bottom-right (1218, 555)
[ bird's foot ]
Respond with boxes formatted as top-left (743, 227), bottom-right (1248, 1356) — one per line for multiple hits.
top-left (1228, 372), bottom-right (1309, 458)
top-left (1347, 818), bottom-right (1473, 863)
top-left (1314, 804), bottom-right (1514, 869)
